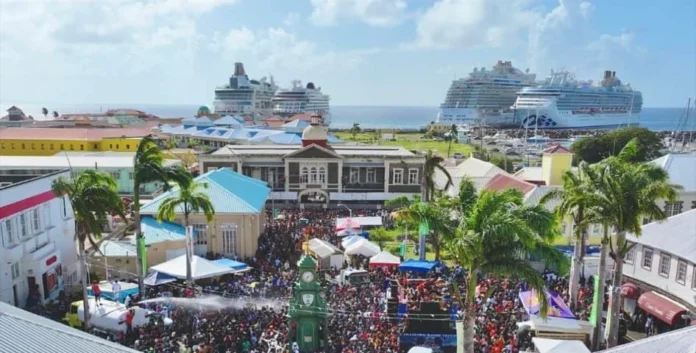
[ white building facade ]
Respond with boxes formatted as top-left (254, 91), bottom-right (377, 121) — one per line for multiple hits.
top-left (0, 170), bottom-right (78, 307)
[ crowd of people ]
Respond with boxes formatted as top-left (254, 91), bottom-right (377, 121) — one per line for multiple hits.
top-left (58, 207), bottom-right (596, 353)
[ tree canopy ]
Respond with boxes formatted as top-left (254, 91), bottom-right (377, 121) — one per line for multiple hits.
top-left (571, 127), bottom-right (663, 164)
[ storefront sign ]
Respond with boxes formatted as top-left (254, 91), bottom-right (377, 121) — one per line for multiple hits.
top-left (45, 255), bottom-right (57, 267)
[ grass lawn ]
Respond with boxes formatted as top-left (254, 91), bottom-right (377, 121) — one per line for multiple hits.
top-left (334, 131), bottom-right (473, 157)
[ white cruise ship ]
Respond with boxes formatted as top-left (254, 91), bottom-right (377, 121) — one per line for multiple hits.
top-left (513, 70), bottom-right (642, 129)
top-left (272, 80), bottom-right (331, 123)
top-left (437, 61), bottom-right (536, 127)
top-left (213, 62), bottom-right (277, 119)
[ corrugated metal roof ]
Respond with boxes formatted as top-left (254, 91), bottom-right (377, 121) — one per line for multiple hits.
top-left (0, 127), bottom-right (152, 140)
top-left (514, 166), bottom-right (543, 181)
top-left (626, 209), bottom-right (696, 261)
top-left (0, 301), bottom-right (140, 353)
top-left (0, 155), bottom-right (180, 169)
top-left (651, 154), bottom-right (696, 192)
top-left (485, 173), bottom-right (536, 194)
top-left (93, 240), bottom-right (137, 257)
top-left (140, 168), bottom-right (270, 215)
top-left (451, 157), bottom-right (507, 178)
top-left (524, 185), bottom-right (562, 211)
top-left (211, 144), bottom-right (416, 157)
top-left (136, 216), bottom-right (186, 245)
top-left (598, 326), bottom-right (696, 353)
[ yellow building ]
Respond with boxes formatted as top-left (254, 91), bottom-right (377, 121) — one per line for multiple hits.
top-left (541, 145), bottom-right (574, 186)
top-left (0, 128), bottom-right (152, 156)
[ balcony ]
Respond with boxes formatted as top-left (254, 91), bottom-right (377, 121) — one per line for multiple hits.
top-left (342, 183), bottom-right (385, 193)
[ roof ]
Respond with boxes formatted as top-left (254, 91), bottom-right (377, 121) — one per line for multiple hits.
top-left (524, 185), bottom-right (562, 210)
top-left (651, 154), bottom-right (696, 192)
top-left (515, 166), bottom-right (543, 181)
top-left (597, 326), bottom-right (696, 353)
top-left (544, 145), bottom-right (573, 154)
top-left (137, 216), bottom-right (186, 245)
top-left (151, 254), bottom-right (240, 279)
top-left (140, 168), bottom-right (270, 215)
top-left (93, 240), bottom-right (138, 257)
top-left (532, 338), bottom-right (590, 353)
top-left (211, 144), bottom-right (418, 158)
top-left (0, 155), bottom-right (180, 169)
top-left (308, 238), bottom-right (341, 258)
top-left (213, 115), bottom-right (244, 126)
top-left (451, 157), bottom-right (507, 178)
top-left (281, 119), bottom-right (309, 128)
top-left (0, 302), bottom-right (140, 353)
top-left (626, 209), bottom-right (696, 261)
top-left (0, 128), bottom-right (152, 140)
top-left (484, 173), bottom-right (537, 194)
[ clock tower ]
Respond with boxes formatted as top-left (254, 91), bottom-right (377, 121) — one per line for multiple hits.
top-left (288, 255), bottom-right (329, 352)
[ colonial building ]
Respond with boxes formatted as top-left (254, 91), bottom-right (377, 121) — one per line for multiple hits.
top-left (198, 115), bottom-right (424, 206)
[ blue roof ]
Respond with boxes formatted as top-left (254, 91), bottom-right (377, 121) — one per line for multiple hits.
top-left (212, 258), bottom-right (248, 271)
top-left (136, 217), bottom-right (186, 245)
top-left (214, 115), bottom-right (245, 126)
top-left (282, 119), bottom-right (310, 128)
top-left (140, 168), bottom-right (270, 215)
top-left (398, 260), bottom-right (438, 274)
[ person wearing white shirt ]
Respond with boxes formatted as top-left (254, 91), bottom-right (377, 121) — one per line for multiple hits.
top-left (112, 280), bottom-right (121, 302)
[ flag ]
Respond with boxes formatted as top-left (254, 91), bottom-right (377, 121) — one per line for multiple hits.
top-left (137, 236), bottom-right (148, 275)
top-left (399, 243), bottom-right (407, 257)
top-left (589, 275), bottom-right (601, 326)
top-left (418, 220), bottom-right (430, 236)
top-left (418, 220), bottom-right (429, 261)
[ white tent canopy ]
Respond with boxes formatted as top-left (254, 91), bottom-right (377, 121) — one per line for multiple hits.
top-left (308, 238), bottom-right (341, 258)
top-left (532, 338), bottom-right (590, 353)
top-left (517, 317), bottom-right (594, 335)
top-left (369, 251), bottom-right (401, 267)
top-left (344, 238), bottom-right (381, 257)
top-left (150, 254), bottom-right (238, 280)
top-left (341, 235), bottom-right (364, 249)
top-left (335, 216), bottom-right (383, 227)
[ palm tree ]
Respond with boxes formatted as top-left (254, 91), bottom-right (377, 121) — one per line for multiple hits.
top-left (448, 187), bottom-right (567, 353)
top-left (540, 162), bottom-right (597, 309)
top-left (447, 124), bottom-right (458, 157)
top-left (391, 200), bottom-right (454, 260)
top-left (41, 107), bottom-right (48, 118)
top-left (51, 170), bottom-right (124, 330)
top-left (156, 181), bottom-right (215, 286)
top-left (349, 122), bottom-right (361, 140)
top-left (52, 111), bottom-right (59, 118)
top-left (423, 150), bottom-right (453, 202)
top-left (368, 227), bottom-right (395, 249)
top-left (597, 139), bottom-right (679, 347)
top-left (133, 136), bottom-right (192, 293)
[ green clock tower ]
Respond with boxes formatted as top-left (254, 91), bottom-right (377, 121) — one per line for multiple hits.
top-left (288, 255), bottom-right (329, 352)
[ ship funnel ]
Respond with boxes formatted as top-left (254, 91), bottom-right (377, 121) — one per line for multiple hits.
top-left (612, 71), bottom-right (616, 77)
top-left (604, 70), bottom-right (611, 79)
top-left (234, 62), bottom-right (247, 76)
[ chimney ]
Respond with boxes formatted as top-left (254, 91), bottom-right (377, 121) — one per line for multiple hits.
top-left (604, 70), bottom-right (611, 79)
top-left (612, 71), bottom-right (616, 78)
top-left (234, 62), bottom-right (246, 76)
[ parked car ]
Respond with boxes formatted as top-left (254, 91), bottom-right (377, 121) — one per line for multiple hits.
top-left (452, 152), bottom-right (464, 159)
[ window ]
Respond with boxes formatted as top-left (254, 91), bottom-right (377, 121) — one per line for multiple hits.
top-left (366, 168), bottom-right (376, 183)
top-left (676, 260), bottom-right (687, 284)
top-left (11, 143), bottom-right (15, 149)
top-left (11, 263), bottom-right (20, 280)
top-left (658, 253), bottom-right (670, 277)
top-left (318, 167), bottom-right (326, 184)
top-left (2, 219), bottom-right (14, 246)
top-left (664, 201), bottom-right (684, 217)
top-left (301, 167), bottom-right (309, 183)
top-left (110, 144), bottom-right (113, 149)
top-left (349, 167), bottom-right (360, 183)
top-left (408, 168), bottom-right (419, 184)
top-left (60, 144), bottom-right (64, 150)
top-left (692, 266), bottom-right (696, 290)
top-left (126, 144), bottom-right (130, 149)
top-left (31, 143), bottom-right (35, 149)
top-left (19, 213), bottom-right (27, 238)
top-left (128, 172), bottom-right (134, 180)
top-left (692, 200), bottom-right (696, 209)
top-left (221, 223), bottom-right (238, 256)
top-left (22, 143), bottom-right (26, 149)
top-left (50, 144), bottom-right (54, 150)
top-left (625, 242), bottom-right (636, 263)
top-left (41, 144), bottom-right (45, 150)
top-left (60, 196), bottom-right (68, 218)
top-left (94, 144), bottom-right (98, 149)
top-left (642, 247), bottom-right (653, 270)
top-left (43, 204), bottom-right (51, 228)
top-left (80, 144), bottom-right (84, 150)
top-left (193, 223), bottom-right (207, 246)
top-left (110, 171), bottom-right (120, 179)
top-left (70, 144), bottom-right (74, 150)
top-left (116, 144), bottom-right (120, 149)
top-left (310, 167), bottom-right (317, 183)
top-left (31, 208), bottom-right (40, 233)
top-left (393, 168), bottom-right (403, 184)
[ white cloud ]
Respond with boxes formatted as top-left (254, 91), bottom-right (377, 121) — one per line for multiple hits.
top-left (585, 30), bottom-right (646, 70)
top-left (283, 12), bottom-right (302, 27)
top-left (310, 0), bottom-right (407, 27)
top-left (579, 1), bottom-right (595, 18)
top-left (405, 0), bottom-right (539, 49)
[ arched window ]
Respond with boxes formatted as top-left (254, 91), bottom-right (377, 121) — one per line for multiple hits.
top-left (310, 167), bottom-right (317, 183)
top-left (318, 167), bottom-right (326, 184)
top-left (301, 167), bottom-right (309, 183)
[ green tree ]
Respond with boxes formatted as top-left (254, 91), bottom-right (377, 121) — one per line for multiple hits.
top-left (133, 136), bottom-right (192, 293)
top-left (156, 181), bottom-right (215, 286)
top-left (369, 227), bottom-right (395, 249)
top-left (51, 170), bottom-right (125, 330)
top-left (349, 122), bottom-right (361, 140)
top-left (571, 127), bottom-right (663, 163)
top-left (595, 139), bottom-right (679, 347)
top-left (392, 201), bottom-right (454, 260)
top-left (447, 124), bottom-right (458, 157)
top-left (423, 150), bottom-right (453, 202)
top-left (489, 155), bottom-right (514, 173)
top-left (384, 195), bottom-right (412, 210)
top-left (41, 107), bottom-right (48, 118)
top-left (52, 111), bottom-right (59, 118)
top-left (540, 162), bottom-right (598, 309)
top-left (448, 188), bottom-right (567, 353)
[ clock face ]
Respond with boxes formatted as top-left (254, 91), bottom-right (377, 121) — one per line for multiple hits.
top-left (301, 271), bottom-right (314, 283)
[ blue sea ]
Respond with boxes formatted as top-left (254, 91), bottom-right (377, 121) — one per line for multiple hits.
top-left (1, 103), bottom-right (692, 131)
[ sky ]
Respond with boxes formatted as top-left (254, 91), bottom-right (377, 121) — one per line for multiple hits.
top-left (0, 0), bottom-right (694, 108)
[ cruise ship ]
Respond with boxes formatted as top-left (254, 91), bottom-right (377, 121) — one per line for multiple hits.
top-left (272, 80), bottom-right (331, 123)
top-left (437, 61), bottom-right (536, 127)
top-left (213, 62), bottom-right (277, 119)
top-left (513, 70), bottom-right (642, 129)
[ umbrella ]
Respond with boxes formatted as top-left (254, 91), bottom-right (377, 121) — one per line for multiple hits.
top-left (249, 282), bottom-right (259, 288)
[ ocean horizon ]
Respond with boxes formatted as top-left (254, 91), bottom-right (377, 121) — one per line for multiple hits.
top-left (1, 102), bottom-right (693, 132)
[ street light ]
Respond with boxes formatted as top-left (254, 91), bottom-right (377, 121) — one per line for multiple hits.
top-left (337, 203), bottom-right (352, 219)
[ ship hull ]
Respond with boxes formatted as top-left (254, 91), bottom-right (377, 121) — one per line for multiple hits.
top-left (516, 108), bottom-right (640, 129)
top-left (438, 108), bottom-right (518, 127)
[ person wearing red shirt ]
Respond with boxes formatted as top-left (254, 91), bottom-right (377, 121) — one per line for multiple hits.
top-left (91, 281), bottom-right (102, 306)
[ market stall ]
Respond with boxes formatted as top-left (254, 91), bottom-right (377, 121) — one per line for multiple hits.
top-left (369, 251), bottom-right (401, 269)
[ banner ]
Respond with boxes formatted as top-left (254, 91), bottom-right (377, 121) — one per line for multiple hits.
top-left (418, 220), bottom-right (429, 261)
top-left (137, 236), bottom-right (148, 275)
top-left (456, 321), bottom-right (464, 353)
top-left (399, 333), bottom-right (457, 353)
top-left (518, 289), bottom-right (575, 319)
top-left (589, 275), bottom-right (600, 326)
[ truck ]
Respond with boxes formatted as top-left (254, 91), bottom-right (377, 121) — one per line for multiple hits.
top-left (333, 269), bottom-right (371, 286)
top-left (63, 298), bottom-right (172, 333)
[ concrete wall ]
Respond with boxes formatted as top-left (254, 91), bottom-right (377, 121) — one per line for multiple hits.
top-left (0, 137), bottom-right (141, 156)
top-left (90, 239), bottom-right (186, 280)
